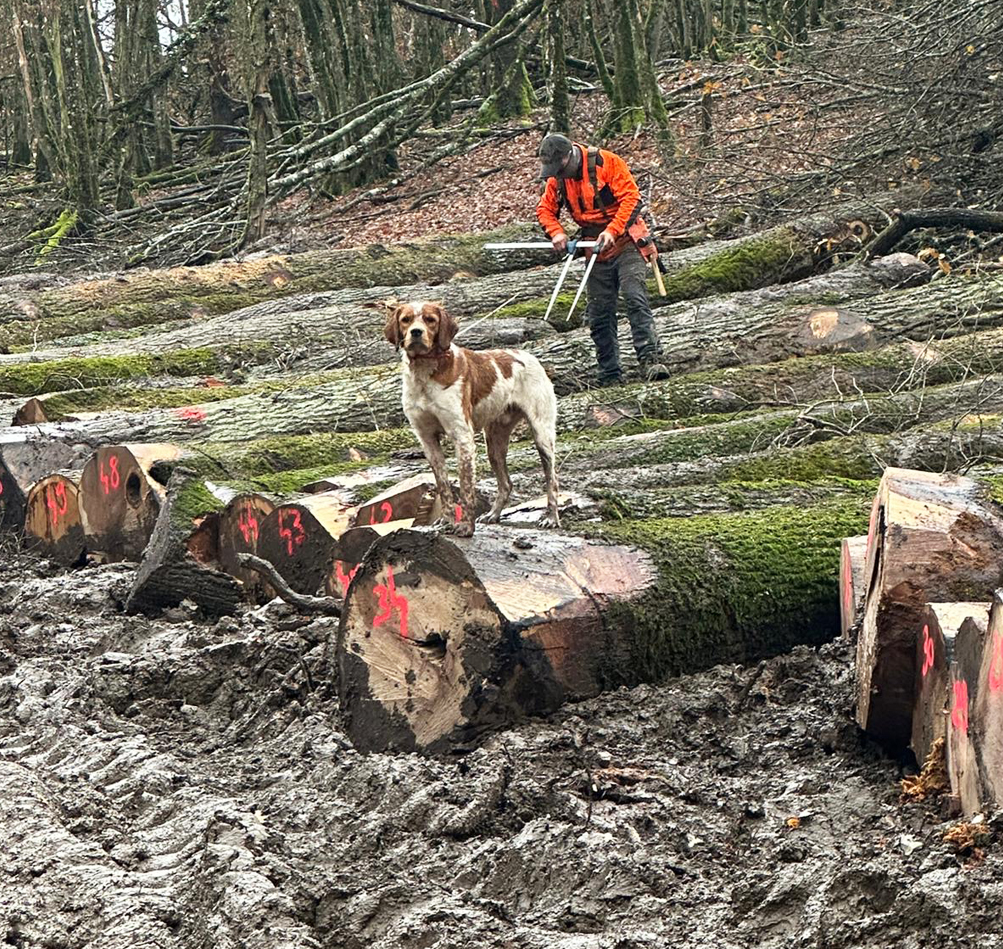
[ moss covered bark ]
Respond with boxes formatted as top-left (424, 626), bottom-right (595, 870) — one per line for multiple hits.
top-left (589, 497), bottom-right (872, 682)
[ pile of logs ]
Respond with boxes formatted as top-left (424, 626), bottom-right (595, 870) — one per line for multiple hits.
top-left (844, 466), bottom-right (1003, 816)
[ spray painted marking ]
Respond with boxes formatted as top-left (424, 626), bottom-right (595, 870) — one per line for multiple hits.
top-left (100, 456), bottom-right (121, 495)
top-left (989, 630), bottom-right (1003, 693)
top-left (455, 504), bottom-right (464, 524)
top-left (952, 679), bottom-right (969, 734)
top-left (237, 509), bottom-right (259, 545)
top-left (369, 501), bottom-right (393, 525)
top-left (921, 624), bottom-right (935, 678)
top-left (278, 509), bottom-right (306, 557)
top-left (336, 561), bottom-right (360, 597)
top-left (176, 407), bottom-right (207, 423)
top-left (46, 481), bottom-right (69, 527)
top-left (373, 564), bottom-right (409, 639)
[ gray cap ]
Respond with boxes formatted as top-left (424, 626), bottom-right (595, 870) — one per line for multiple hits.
top-left (538, 133), bottom-right (573, 179)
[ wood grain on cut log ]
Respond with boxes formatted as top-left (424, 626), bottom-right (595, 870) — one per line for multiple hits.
top-left (23, 473), bottom-right (85, 567)
top-left (126, 467), bottom-right (243, 617)
top-left (856, 468), bottom-right (1003, 747)
top-left (78, 444), bottom-right (184, 562)
top-left (947, 614), bottom-right (987, 816)
top-left (840, 536), bottom-right (868, 640)
top-left (331, 519), bottom-right (415, 597)
top-left (13, 397), bottom-right (47, 426)
top-left (0, 430), bottom-right (95, 532)
top-left (337, 526), bottom-right (656, 754)
top-left (217, 493), bottom-right (276, 602)
top-left (353, 474), bottom-right (441, 528)
top-left (257, 492), bottom-right (357, 595)
top-left (910, 603), bottom-right (989, 769)
top-left (972, 592), bottom-right (1003, 810)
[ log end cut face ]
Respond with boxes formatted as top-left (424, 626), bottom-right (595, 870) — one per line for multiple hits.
top-left (338, 530), bottom-right (508, 755)
top-left (258, 500), bottom-right (348, 596)
top-left (975, 595), bottom-right (1003, 809)
top-left (218, 493), bottom-right (276, 602)
top-left (78, 446), bottom-right (163, 562)
top-left (24, 474), bottom-right (85, 567)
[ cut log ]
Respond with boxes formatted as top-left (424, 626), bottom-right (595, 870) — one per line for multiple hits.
top-left (855, 468), bottom-right (1003, 747)
top-left (947, 614), bottom-right (987, 816)
top-left (910, 603), bottom-right (990, 769)
top-left (331, 520), bottom-right (415, 597)
top-left (0, 430), bottom-right (95, 532)
top-left (839, 536), bottom-right (868, 641)
top-left (13, 397), bottom-right (47, 426)
top-left (23, 472), bottom-right (85, 567)
top-left (125, 467), bottom-right (242, 617)
top-left (353, 474), bottom-right (441, 528)
top-left (217, 493), bottom-right (277, 603)
top-left (972, 592), bottom-right (1003, 810)
top-left (337, 526), bottom-right (657, 753)
top-left (256, 492), bottom-right (357, 596)
top-left (78, 444), bottom-right (185, 562)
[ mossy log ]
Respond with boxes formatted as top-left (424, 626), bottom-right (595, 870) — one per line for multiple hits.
top-left (23, 472), bottom-right (85, 567)
top-left (0, 430), bottom-right (95, 532)
top-left (217, 493), bottom-right (277, 603)
top-left (78, 444), bottom-right (185, 562)
top-left (125, 467), bottom-right (242, 617)
top-left (947, 615), bottom-right (986, 816)
top-left (973, 593), bottom-right (1003, 810)
top-left (910, 602), bottom-right (989, 769)
top-left (840, 535), bottom-right (868, 641)
top-left (0, 224), bottom-right (554, 350)
top-left (337, 526), bottom-right (657, 754)
top-left (256, 492), bottom-right (358, 596)
top-left (339, 496), bottom-right (869, 752)
top-left (856, 468), bottom-right (1003, 747)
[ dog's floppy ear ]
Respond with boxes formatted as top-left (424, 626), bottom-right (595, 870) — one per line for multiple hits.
top-left (383, 306), bottom-right (404, 350)
top-left (433, 304), bottom-right (458, 352)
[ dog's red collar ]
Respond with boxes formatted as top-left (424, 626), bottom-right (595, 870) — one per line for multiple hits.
top-left (406, 350), bottom-right (450, 362)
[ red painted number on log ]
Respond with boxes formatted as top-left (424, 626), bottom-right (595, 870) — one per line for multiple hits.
top-left (369, 501), bottom-right (393, 525)
top-left (278, 509), bottom-right (306, 557)
top-left (952, 680), bottom-right (969, 734)
top-left (455, 504), bottom-right (463, 524)
top-left (237, 510), bottom-right (259, 545)
top-left (373, 563), bottom-right (409, 639)
top-left (921, 624), bottom-right (935, 678)
top-left (100, 456), bottom-right (121, 495)
top-left (336, 561), bottom-right (360, 596)
top-left (46, 482), bottom-right (68, 526)
top-left (990, 631), bottom-right (1003, 693)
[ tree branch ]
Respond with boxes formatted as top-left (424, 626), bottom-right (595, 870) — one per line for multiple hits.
top-left (236, 553), bottom-right (342, 616)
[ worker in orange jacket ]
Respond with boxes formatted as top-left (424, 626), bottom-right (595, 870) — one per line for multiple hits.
top-left (536, 133), bottom-right (668, 386)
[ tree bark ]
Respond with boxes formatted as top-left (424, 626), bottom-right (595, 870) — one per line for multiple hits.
top-left (125, 467), bottom-right (243, 617)
top-left (856, 468), bottom-right (1003, 748)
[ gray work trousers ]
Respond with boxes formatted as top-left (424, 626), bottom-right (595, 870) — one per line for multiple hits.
top-left (585, 243), bottom-right (662, 383)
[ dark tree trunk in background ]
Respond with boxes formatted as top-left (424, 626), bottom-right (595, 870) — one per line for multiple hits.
top-left (547, 0), bottom-right (570, 135)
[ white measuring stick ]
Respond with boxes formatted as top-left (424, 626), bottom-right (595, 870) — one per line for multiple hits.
top-left (483, 241), bottom-right (598, 250)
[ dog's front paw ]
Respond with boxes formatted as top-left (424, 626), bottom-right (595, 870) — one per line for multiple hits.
top-left (477, 510), bottom-right (502, 525)
top-left (538, 512), bottom-right (561, 529)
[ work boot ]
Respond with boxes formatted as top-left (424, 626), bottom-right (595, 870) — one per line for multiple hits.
top-left (597, 373), bottom-right (623, 388)
top-left (641, 361), bottom-right (670, 382)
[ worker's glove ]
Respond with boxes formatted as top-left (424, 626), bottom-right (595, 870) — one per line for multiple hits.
top-left (551, 232), bottom-right (568, 254)
top-left (594, 229), bottom-right (616, 255)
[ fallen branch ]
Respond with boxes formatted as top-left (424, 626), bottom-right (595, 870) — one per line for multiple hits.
top-left (865, 208), bottom-right (1003, 260)
top-left (237, 552), bottom-right (342, 616)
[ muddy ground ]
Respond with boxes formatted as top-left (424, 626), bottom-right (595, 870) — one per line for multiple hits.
top-left (1, 545), bottom-right (1001, 949)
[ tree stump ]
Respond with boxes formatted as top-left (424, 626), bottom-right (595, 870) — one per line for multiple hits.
top-left (217, 493), bottom-right (277, 602)
top-left (257, 492), bottom-right (357, 596)
top-left (337, 526), bottom-right (656, 754)
top-left (126, 467), bottom-right (242, 617)
top-left (23, 473), bottom-right (86, 567)
top-left (856, 468), bottom-right (1003, 747)
top-left (910, 602), bottom-right (989, 769)
top-left (973, 592), bottom-right (1003, 810)
top-left (78, 444), bottom-right (184, 562)
top-left (947, 614), bottom-right (987, 816)
top-left (839, 535), bottom-right (867, 640)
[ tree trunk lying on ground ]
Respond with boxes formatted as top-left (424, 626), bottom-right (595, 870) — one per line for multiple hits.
top-left (840, 535), bottom-right (867, 641)
top-left (947, 614), bottom-right (986, 816)
top-left (125, 467), bottom-right (242, 617)
top-left (23, 472), bottom-right (86, 566)
top-left (338, 495), bottom-right (868, 753)
top-left (910, 602), bottom-right (989, 769)
top-left (0, 194), bottom-right (912, 351)
top-left (855, 468), bottom-right (1003, 747)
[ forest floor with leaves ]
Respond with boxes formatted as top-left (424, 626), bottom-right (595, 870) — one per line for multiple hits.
top-left (2, 545), bottom-right (1002, 949)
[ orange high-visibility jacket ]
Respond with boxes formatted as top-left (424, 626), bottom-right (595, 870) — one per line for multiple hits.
top-left (536, 142), bottom-right (642, 240)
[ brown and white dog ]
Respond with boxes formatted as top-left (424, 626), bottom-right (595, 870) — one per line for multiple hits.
top-left (384, 301), bottom-right (560, 537)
